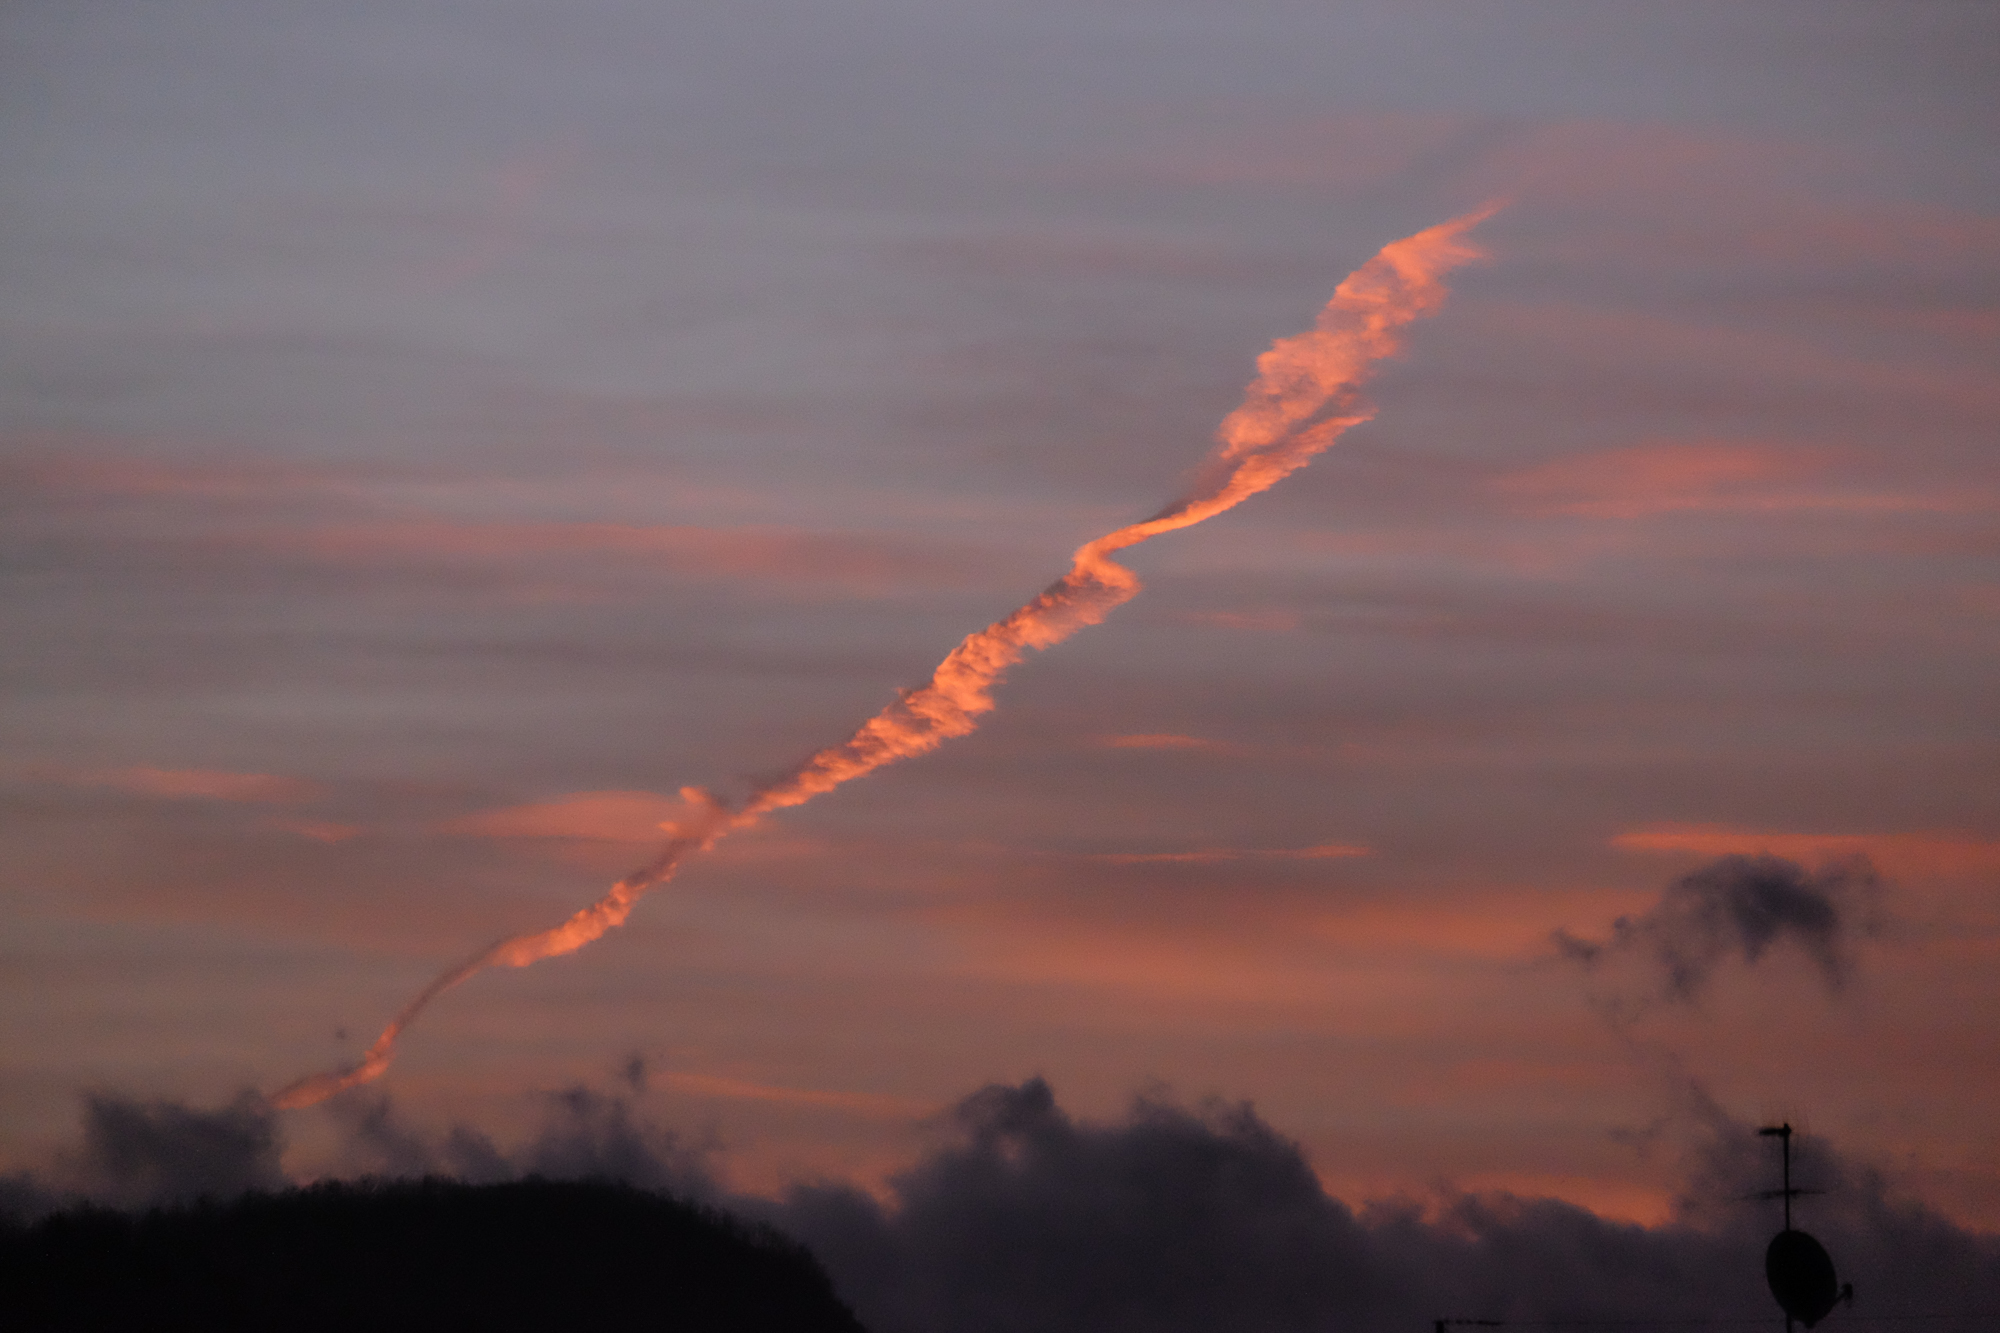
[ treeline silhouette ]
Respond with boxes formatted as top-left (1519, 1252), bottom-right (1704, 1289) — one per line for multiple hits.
top-left (0, 1177), bottom-right (867, 1331)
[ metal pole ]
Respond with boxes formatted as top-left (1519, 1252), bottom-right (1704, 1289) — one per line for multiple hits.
top-left (1782, 1128), bottom-right (1791, 1232)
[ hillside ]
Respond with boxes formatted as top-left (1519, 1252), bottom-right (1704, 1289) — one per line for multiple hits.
top-left (0, 1178), bottom-right (866, 1332)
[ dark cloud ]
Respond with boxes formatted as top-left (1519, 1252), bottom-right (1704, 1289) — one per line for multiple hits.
top-left (760, 1079), bottom-right (1998, 1333)
top-left (1556, 854), bottom-right (1883, 1005)
top-left (327, 1082), bottom-right (714, 1200)
top-left (768, 1078), bottom-right (1401, 1333)
top-left (2, 1076), bottom-right (710, 1224)
top-left (0, 1172), bottom-right (59, 1227)
top-left (516, 1085), bottom-right (713, 1194)
top-left (64, 1092), bottom-right (286, 1213)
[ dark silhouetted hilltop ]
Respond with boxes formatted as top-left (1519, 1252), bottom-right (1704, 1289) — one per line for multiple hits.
top-left (0, 1177), bottom-right (867, 1332)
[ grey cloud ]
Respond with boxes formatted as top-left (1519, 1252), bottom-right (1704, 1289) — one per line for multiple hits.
top-left (328, 1082), bottom-right (714, 1201)
top-left (517, 1085), bottom-right (713, 1194)
top-left (0, 1173), bottom-right (60, 1228)
top-left (1556, 854), bottom-right (1883, 1004)
top-left (768, 1077), bottom-right (1400, 1333)
top-left (2, 1076), bottom-right (711, 1225)
top-left (45, 1092), bottom-right (285, 1216)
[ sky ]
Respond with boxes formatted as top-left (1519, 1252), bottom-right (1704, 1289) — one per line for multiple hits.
top-left (2, 0), bottom-right (1997, 1280)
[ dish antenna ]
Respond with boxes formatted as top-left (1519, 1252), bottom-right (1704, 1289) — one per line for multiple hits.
top-left (1757, 1123), bottom-right (1853, 1330)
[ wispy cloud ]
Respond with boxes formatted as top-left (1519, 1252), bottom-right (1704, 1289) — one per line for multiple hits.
top-left (264, 817), bottom-right (362, 844)
top-left (440, 790), bottom-right (698, 844)
top-left (67, 766), bottom-right (321, 805)
top-left (1496, 441), bottom-right (1992, 519)
top-left (656, 1070), bottom-right (923, 1120)
top-left (1178, 608), bottom-right (1302, 633)
top-left (1098, 733), bottom-right (1238, 753)
top-left (1089, 843), bottom-right (1368, 866)
top-left (4, 449), bottom-right (1001, 596)
top-left (1613, 823), bottom-right (2000, 879)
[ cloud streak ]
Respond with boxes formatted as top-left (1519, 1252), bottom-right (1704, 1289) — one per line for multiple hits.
top-left (66, 766), bottom-right (321, 805)
top-left (1088, 843), bottom-right (1367, 865)
top-left (267, 206), bottom-right (1499, 1110)
top-left (1614, 825), bottom-right (2000, 879)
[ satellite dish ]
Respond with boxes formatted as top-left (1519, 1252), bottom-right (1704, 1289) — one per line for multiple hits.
top-left (1766, 1228), bottom-right (1841, 1328)
top-left (1757, 1124), bottom-right (1853, 1330)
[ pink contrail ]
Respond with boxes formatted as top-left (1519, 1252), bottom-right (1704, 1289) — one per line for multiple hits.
top-left (270, 206), bottom-right (1497, 1110)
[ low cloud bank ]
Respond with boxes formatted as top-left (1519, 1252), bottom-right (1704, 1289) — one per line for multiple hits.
top-left (3, 1077), bottom-right (1995, 1333)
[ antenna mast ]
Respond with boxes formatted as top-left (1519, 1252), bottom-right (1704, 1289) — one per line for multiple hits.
top-left (1759, 1123), bottom-right (1794, 1230)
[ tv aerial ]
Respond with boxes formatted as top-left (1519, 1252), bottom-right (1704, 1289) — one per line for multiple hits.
top-left (1757, 1123), bottom-right (1853, 1330)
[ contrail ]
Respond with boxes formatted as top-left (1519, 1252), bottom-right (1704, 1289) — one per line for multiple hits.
top-left (270, 206), bottom-right (1497, 1110)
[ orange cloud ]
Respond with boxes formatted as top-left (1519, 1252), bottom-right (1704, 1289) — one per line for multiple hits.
top-left (1471, 298), bottom-right (2000, 416)
top-left (266, 818), bottom-right (362, 843)
top-left (1181, 608), bottom-right (1302, 632)
top-left (250, 519), bottom-right (986, 592)
top-left (656, 1071), bottom-right (924, 1120)
top-left (1496, 440), bottom-right (1994, 520)
top-left (941, 927), bottom-right (1367, 1006)
top-left (441, 790), bottom-right (696, 844)
top-left (421, 139), bottom-right (576, 289)
top-left (74, 766), bottom-right (320, 804)
top-left (1098, 110), bottom-right (1487, 192)
top-left (1091, 843), bottom-right (1368, 866)
top-left (1100, 733), bottom-right (1232, 752)
top-left (8, 452), bottom-right (997, 594)
top-left (1449, 1173), bottom-right (1677, 1227)
top-left (1612, 824), bottom-right (2000, 878)
top-left (925, 884), bottom-right (1640, 1010)
top-left (1497, 442), bottom-right (1810, 518)
top-left (1305, 888), bottom-right (1652, 958)
top-left (4, 450), bottom-right (334, 502)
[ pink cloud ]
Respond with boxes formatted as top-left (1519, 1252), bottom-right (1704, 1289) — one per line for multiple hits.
top-left (1303, 889), bottom-right (1654, 958)
top-left (181, 518), bottom-right (983, 594)
top-left (1464, 299), bottom-right (1999, 414)
top-left (73, 766), bottom-right (321, 804)
top-left (266, 818), bottom-right (362, 843)
top-left (420, 139), bottom-right (579, 289)
top-left (1495, 441), bottom-right (1994, 520)
top-left (1100, 733), bottom-right (1232, 752)
top-left (1090, 843), bottom-right (1368, 866)
top-left (913, 882), bottom-right (1633, 1013)
top-left (8, 448), bottom-right (996, 594)
top-left (2, 450), bottom-right (338, 502)
top-left (440, 790), bottom-right (697, 844)
top-left (1612, 823), bottom-right (2000, 879)
top-left (1450, 1172), bottom-right (1676, 1228)
top-left (1090, 109), bottom-right (2000, 277)
top-left (656, 1070), bottom-right (924, 1120)
top-left (1496, 441), bottom-right (1808, 518)
top-left (930, 922), bottom-right (1370, 1006)
top-left (1089, 109), bottom-right (1478, 192)
top-left (1180, 609), bottom-right (1302, 633)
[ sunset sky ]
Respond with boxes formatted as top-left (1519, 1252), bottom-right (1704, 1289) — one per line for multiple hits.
top-left (3, 0), bottom-right (1996, 1239)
